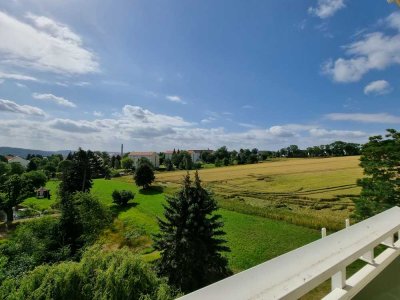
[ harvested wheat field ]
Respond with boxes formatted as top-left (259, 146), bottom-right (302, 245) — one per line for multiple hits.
top-left (156, 156), bottom-right (363, 230)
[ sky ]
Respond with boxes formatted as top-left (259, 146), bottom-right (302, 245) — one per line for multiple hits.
top-left (0, 0), bottom-right (399, 152)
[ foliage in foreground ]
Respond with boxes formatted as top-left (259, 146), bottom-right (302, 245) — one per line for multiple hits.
top-left (0, 193), bottom-right (112, 279)
top-left (0, 246), bottom-right (179, 300)
top-left (354, 129), bottom-right (400, 219)
top-left (154, 171), bottom-right (231, 293)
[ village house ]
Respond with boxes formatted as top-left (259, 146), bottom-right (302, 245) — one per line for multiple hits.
top-left (164, 149), bottom-right (213, 162)
top-left (128, 151), bottom-right (160, 168)
top-left (6, 155), bottom-right (30, 168)
top-left (164, 150), bottom-right (174, 161)
top-left (187, 150), bottom-right (205, 162)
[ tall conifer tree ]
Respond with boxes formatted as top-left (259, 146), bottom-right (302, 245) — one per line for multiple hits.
top-left (154, 171), bottom-right (231, 293)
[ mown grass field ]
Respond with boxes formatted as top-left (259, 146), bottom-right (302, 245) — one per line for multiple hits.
top-left (22, 177), bottom-right (319, 272)
top-left (156, 156), bottom-right (363, 230)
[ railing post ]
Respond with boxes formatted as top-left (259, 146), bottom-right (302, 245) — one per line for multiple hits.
top-left (382, 235), bottom-right (394, 247)
top-left (331, 267), bottom-right (346, 290)
top-left (361, 249), bottom-right (374, 264)
top-left (345, 219), bottom-right (350, 228)
top-left (321, 227), bottom-right (327, 238)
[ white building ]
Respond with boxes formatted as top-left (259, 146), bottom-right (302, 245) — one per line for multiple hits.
top-left (188, 150), bottom-right (210, 162)
top-left (6, 155), bottom-right (29, 168)
top-left (164, 150), bottom-right (174, 161)
top-left (164, 150), bottom-right (213, 162)
top-left (128, 152), bottom-right (160, 168)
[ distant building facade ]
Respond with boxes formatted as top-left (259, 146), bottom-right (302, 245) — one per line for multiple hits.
top-left (164, 149), bottom-right (213, 162)
top-left (164, 150), bottom-right (174, 161)
top-left (187, 150), bottom-right (203, 162)
top-left (128, 152), bottom-right (160, 168)
top-left (6, 155), bottom-right (29, 168)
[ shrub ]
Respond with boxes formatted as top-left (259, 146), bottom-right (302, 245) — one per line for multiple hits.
top-left (112, 190), bottom-right (135, 207)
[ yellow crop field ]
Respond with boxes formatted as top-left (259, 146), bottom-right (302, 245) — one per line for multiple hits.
top-left (156, 156), bottom-right (363, 230)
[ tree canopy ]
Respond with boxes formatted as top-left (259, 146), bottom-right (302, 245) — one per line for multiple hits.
top-left (353, 129), bottom-right (400, 219)
top-left (134, 161), bottom-right (155, 189)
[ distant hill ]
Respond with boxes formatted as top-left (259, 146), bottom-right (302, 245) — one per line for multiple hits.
top-left (0, 147), bottom-right (72, 158)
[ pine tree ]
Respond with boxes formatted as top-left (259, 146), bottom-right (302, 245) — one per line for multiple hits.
top-left (154, 171), bottom-right (231, 293)
top-left (59, 148), bottom-right (93, 199)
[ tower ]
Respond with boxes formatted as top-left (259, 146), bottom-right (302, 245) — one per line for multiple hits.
top-left (121, 144), bottom-right (123, 157)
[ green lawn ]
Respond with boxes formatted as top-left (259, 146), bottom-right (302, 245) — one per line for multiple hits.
top-left (22, 177), bottom-right (320, 272)
top-left (22, 180), bottom-right (59, 210)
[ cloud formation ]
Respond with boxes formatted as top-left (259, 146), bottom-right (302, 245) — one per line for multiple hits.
top-left (33, 93), bottom-right (76, 108)
top-left (364, 80), bottom-right (391, 95)
top-left (166, 95), bottom-right (186, 104)
top-left (326, 113), bottom-right (400, 124)
top-left (0, 71), bottom-right (37, 81)
top-left (323, 12), bottom-right (400, 82)
top-left (0, 99), bottom-right (45, 116)
top-left (0, 104), bottom-right (372, 151)
top-left (308, 0), bottom-right (345, 19)
top-left (0, 11), bottom-right (99, 75)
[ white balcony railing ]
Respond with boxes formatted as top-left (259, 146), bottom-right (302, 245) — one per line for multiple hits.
top-left (180, 206), bottom-right (400, 300)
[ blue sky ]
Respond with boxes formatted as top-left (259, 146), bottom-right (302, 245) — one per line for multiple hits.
top-left (0, 0), bottom-right (399, 151)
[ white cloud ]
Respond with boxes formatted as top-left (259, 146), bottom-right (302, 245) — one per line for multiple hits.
top-left (32, 93), bottom-right (76, 108)
top-left (309, 128), bottom-right (366, 138)
top-left (25, 13), bottom-right (82, 44)
top-left (0, 112), bottom-right (372, 151)
top-left (326, 113), bottom-right (400, 124)
top-left (201, 117), bottom-right (216, 124)
top-left (0, 11), bottom-right (99, 75)
top-left (122, 105), bottom-right (191, 127)
top-left (15, 82), bottom-right (27, 88)
top-left (49, 118), bottom-right (100, 133)
top-left (323, 12), bottom-right (400, 82)
top-left (0, 99), bottom-right (45, 116)
top-left (166, 95), bottom-right (186, 104)
top-left (0, 102), bottom-right (373, 151)
top-left (308, 0), bottom-right (345, 19)
top-left (364, 80), bottom-right (391, 95)
top-left (268, 125), bottom-right (296, 138)
top-left (239, 123), bottom-right (258, 129)
top-left (74, 81), bottom-right (90, 87)
top-left (0, 71), bottom-right (37, 81)
top-left (387, 11), bottom-right (400, 31)
top-left (93, 111), bottom-right (103, 117)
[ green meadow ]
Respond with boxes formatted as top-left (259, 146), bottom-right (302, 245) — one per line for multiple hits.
top-left (22, 177), bottom-right (319, 272)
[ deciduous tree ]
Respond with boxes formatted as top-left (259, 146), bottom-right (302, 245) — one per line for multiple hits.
top-left (353, 129), bottom-right (400, 219)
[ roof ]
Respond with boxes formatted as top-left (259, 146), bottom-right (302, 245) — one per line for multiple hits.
top-left (129, 152), bottom-right (157, 156)
top-left (6, 155), bottom-right (27, 161)
top-left (164, 150), bottom-right (175, 154)
top-left (188, 150), bottom-right (212, 153)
